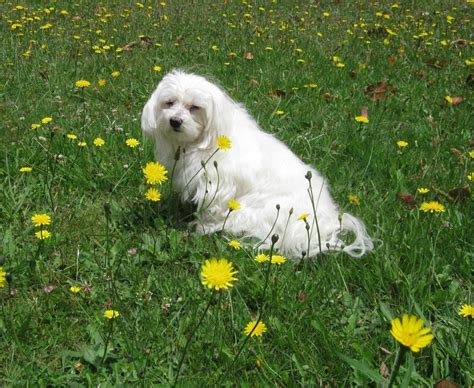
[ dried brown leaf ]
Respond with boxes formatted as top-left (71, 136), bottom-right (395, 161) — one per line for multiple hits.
top-left (243, 52), bottom-right (254, 60)
top-left (380, 362), bottom-right (390, 378)
top-left (365, 81), bottom-right (397, 100)
top-left (435, 379), bottom-right (458, 388)
top-left (448, 186), bottom-right (471, 202)
top-left (298, 290), bottom-right (308, 302)
top-left (397, 192), bottom-right (416, 208)
top-left (269, 89), bottom-right (286, 98)
top-left (360, 106), bottom-right (369, 118)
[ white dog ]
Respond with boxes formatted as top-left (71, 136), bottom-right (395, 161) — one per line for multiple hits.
top-left (142, 70), bottom-right (373, 258)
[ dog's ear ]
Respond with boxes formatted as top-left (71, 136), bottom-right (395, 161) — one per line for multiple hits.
top-left (141, 91), bottom-right (158, 137)
top-left (199, 87), bottom-right (232, 149)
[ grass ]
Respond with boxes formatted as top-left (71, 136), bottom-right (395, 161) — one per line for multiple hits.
top-left (1, 0), bottom-right (473, 385)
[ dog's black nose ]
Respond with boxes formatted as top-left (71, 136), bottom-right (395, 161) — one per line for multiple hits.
top-left (169, 118), bottom-right (183, 130)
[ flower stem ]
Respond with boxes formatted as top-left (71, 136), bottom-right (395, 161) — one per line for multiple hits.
top-left (456, 318), bottom-right (472, 368)
top-left (101, 318), bottom-right (114, 365)
top-left (173, 292), bottom-right (215, 386)
top-left (387, 345), bottom-right (407, 388)
top-left (218, 235), bottom-right (278, 383)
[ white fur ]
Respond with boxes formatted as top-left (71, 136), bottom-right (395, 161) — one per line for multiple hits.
top-left (142, 70), bottom-right (374, 258)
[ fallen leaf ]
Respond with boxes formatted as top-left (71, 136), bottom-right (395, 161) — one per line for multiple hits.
top-left (424, 58), bottom-right (448, 69)
top-left (269, 89), bottom-right (286, 98)
top-left (448, 186), bottom-right (471, 202)
top-left (365, 81), bottom-right (397, 100)
top-left (380, 362), bottom-right (390, 378)
top-left (451, 39), bottom-right (468, 46)
top-left (322, 92), bottom-right (340, 100)
top-left (298, 290), bottom-right (308, 302)
top-left (360, 106), bottom-right (369, 118)
top-left (450, 147), bottom-right (465, 163)
top-left (445, 96), bottom-right (464, 106)
top-left (434, 379), bottom-right (458, 388)
top-left (243, 52), bottom-right (254, 60)
top-left (397, 192), bottom-right (416, 208)
top-left (387, 55), bottom-right (397, 64)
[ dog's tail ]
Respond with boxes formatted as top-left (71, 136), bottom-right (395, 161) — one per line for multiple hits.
top-left (328, 213), bottom-right (374, 258)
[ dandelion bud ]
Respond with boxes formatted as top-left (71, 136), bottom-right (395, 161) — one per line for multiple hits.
top-left (276, 204), bottom-right (280, 210)
top-left (326, 242), bottom-right (331, 249)
top-left (6, 273), bottom-right (13, 284)
top-left (271, 234), bottom-right (279, 244)
top-left (213, 161), bottom-right (218, 168)
top-left (289, 208), bottom-right (294, 215)
top-left (301, 251), bottom-right (306, 258)
top-left (305, 171), bottom-right (312, 180)
top-left (338, 213), bottom-right (343, 222)
top-left (201, 160), bottom-right (206, 167)
top-left (305, 223), bottom-right (310, 231)
top-left (174, 145), bottom-right (181, 161)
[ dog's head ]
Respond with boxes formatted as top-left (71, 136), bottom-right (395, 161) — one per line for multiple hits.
top-left (142, 70), bottom-right (230, 148)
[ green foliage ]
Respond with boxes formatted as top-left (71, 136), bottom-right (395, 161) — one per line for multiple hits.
top-left (0, 0), bottom-right (473, 385)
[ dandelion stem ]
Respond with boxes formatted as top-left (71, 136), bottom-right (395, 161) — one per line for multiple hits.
top-left (173, 292), bottom-right (215, 386)
top-left (387, 345), bottom-right (407, 388)
top-left (307, 174), bottom-right (324, 255)
top-left (455, 318), bottom-right (472, 369)
top-left (221, 209), bottom-right (232, 233)
top-left (218, 235), bottom-right (278, 383)
top-left (101, 318), bottom-right (114, 366)
top-left (255, 205), bottom-right (280, 250)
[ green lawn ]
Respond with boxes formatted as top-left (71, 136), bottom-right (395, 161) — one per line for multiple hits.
top-left (1, 1), bottom-right (473, 385)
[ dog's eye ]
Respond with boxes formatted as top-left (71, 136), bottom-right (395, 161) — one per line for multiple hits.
top-left (189, 105), bottom-right (200, 112)
top-left (165, 100), bottom-right (175, 107)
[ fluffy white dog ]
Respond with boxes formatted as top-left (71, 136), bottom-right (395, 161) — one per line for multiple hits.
top-left (142, 70), bottom-right (373, 258)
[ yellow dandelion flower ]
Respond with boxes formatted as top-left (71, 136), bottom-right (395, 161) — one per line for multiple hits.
top-left (41, 117), bottom-right (53, 124)
top-left (153, 65), bottom-right (162, 72)
top-left (298, 213), bottom-right (309, 221)
top-left (465, 59), bottom-right (474, 66)
top-left (255, 254), bottom-right (270, 263)
top-left (458, 304), bottom-right (474, 318)
top-left (20, 167), bottom-right (32, 173)
top-left (275, 110), bottom-right (285, 116)
top-left (271, 255), bottom-right (286, 265)
top-left (200, 258), bottom-right (238, 291)
top-left (228, 240), bottom-right (241, 250)
top-left (397, 140), bottom-right (408, 148)
top-left (0, 267), bottom-right (6, 288)
top-left (111, 71), bottom-right (121, 78)
top-left (228, 199), bottom-right (240, 211)
top-left (390, 314), bottom-right (434, 352)
top-left (244, 320), bottom-right (267, 337)
top-left (355, 116), bottom-right (369, 123)
top-left (31, 123), bottom-right (41, 129)
top-left (98, 79), bottom-right (106, 87)
top-left (93, 138), bottom-right (105, 147)
top-left (468, 150), bottom-right (474, 159)
top-left (126, 138), bottom-right (140, 148)
top-left (104, 310), bottom-right (120, 319)
top-left (419, 201), bottom-right (445, 213)
top-left (75, 80), bottom-right (91, 88)
top-left (417, 188), bottom-right (429, 194)
top-left (35, 230), bottom-right (52, 240)
top-left (31, 213), bottom-right (51, 227)
top-left (348, 194), bottom-right (361, 205)
top-left (70, 286), bottom-right (81, 294)
top-left (143, 162), bottom-right (168, 185)
top-left (145, 187), bottom-right (161, 202)
top-left (78, 141), bottom-right (87, 147)
top-left (217, 135), bottom-right (232, 151)
top-left (468, 173), bottom-right (473, 182)
top-left (67, 133), bottom-right (77, 140)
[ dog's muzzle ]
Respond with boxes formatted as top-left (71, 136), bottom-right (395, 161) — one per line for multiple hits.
top-left (169, 117), bottom-right (183, 131)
